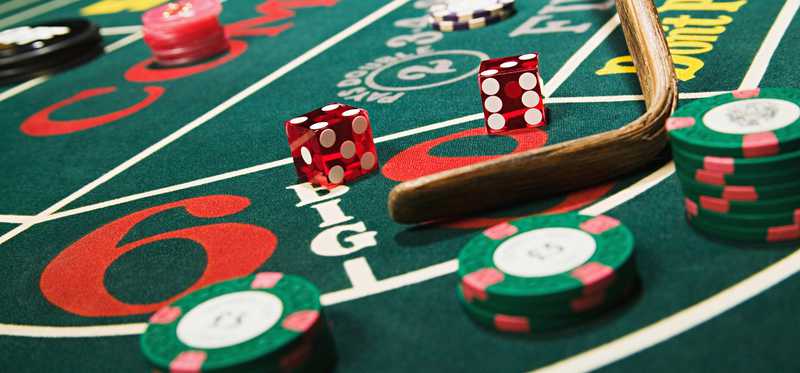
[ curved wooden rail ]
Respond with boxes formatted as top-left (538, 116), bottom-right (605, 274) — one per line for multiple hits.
top-left (388, 0), bottom-right (678, 224)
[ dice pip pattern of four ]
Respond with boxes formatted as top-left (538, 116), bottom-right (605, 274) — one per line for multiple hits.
top-left (478, 53), bottom-right (547, 134)
top-left (285, 103), bottom-right (378, 187)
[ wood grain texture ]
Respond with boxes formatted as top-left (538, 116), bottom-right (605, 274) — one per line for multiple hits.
top-left (387, 0), bottom-right (678, 224)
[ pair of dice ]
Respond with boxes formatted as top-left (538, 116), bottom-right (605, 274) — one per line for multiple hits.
top-left (284, 52), bottom-right (545, 188)
top-left (284, 103), bottom-right (378, 188)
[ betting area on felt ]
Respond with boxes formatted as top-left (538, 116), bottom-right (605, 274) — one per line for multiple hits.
top-left (0, 0), bottom-right (799, 372)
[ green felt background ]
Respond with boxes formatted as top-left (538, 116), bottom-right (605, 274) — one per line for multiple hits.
top-left (0, 0), bottom-right (799, 372)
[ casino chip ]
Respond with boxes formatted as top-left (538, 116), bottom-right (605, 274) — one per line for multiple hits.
top-left (667, 88), bottom-right (800, 158)
top-left (669, 88), bottom-right (800, 243)
top-left (141, 0), bottom-right (230, 66)
top-left (672, 143), bottom-right (800, 175)
top-left (428, 0), bottom-right (516, 32)
top-left (676, 171), bottom-right (800, 201)
top-left (675, 161), bottom-right (800, 186)
top-left (456, 213), bottom-right (639, 333)
top-left (429, 0), bottom-right (515, 22)
top-left (140, 272), bottom-right (337, 372)
top-left (0, 19), bottom-right (102, 85)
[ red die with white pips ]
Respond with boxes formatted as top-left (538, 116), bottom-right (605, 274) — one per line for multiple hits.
top-left (285, 103), bottom-right (378, 187)
top-left (478, 53), bottom-right (546, 134)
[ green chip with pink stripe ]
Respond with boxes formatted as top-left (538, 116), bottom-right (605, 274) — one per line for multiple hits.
top-left (140, 272), bottom-right (327, 372)
top-left (666, 88), bottom-right (800, 158)
top-left (457, 213), bottom-right (635, 306)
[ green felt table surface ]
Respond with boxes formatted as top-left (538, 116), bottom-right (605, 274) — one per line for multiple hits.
top-left (0, 0), bottom-right (799, 372)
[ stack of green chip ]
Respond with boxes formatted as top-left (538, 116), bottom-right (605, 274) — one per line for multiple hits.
top-left (666, 88), bottom-right (800, 243)
top-left (456, 213), bottom-right (639, 334)
top-left (140, 272), bottom-right (337, 373)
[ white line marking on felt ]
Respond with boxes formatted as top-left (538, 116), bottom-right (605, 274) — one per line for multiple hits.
top-left (0, 83), bottom-right (719, 224)
top-left (0, 0), bottom-right (41, 17)
top-left (543, 14), bottom-right (620, 97)
top-left (0, 0), bottom-right (80, 29)
top-left (0, 215), bottom-right (36, 224)
top-left (36, 90), bottom-right (720, 223)
top-left (0, 258), bottom-right (460, 337)
top-left (0, 322), bottom-right (147, 338)
top-left (0, 76), bottom-right (48, 102)
top-left (0, 157), bottom-right (674, 338)
top-left (99, 25), bottom-right (142, 36)
top-left (531, 4), bottom-right (800, 371)
top-left (104, 31), bottom-right (143, 53)
top-left (7, 240), bottom-right (800, 339)
top-left (42, 158), bottom-right (295, 222)
top-left (532, 246), bottom-right (800, 373)
top-left (739, 0), bottom-right (800, 90)
top-left (0, 0), bottom-right (411, 247)
top-left (546, 91), bottom-right (727, 104)
top-left (581, 162), bottom-right (675, 217)
top-left (0, 8), bottom-right (748, 340)
top-left (343, 257), bottom-right (378, 287)
top-left (321, 259), bottom-right (458, 306)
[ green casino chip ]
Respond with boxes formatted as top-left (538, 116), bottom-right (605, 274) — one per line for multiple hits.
top-left (675, 170), bottom-right (800, 201)
top-left (455, 280), bottom-right (637, 333)
top-left (666, 88), bottom-right (800, 158)
top-left (683, 187), bottom-right (800, 215)
top-left (458, 257), bottom-right (638, 317)
top-left (687, 214), bottom-right (800, 243)
top-left (685, 200), bottom-right (799, 229)
top-left (457, 213), bottom-right (635, 307)
top-left (674, 162), bottom-right (800, 187)
top-left (456, 287), bottom-right (583, 333)
top-left (140, 272), bottom-right (329, 372)
top-left (671, 144), bottom-right (800, 175)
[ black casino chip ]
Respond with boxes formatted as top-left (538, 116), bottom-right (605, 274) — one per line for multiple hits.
top-left (0, 18), bottom-right (103, 85)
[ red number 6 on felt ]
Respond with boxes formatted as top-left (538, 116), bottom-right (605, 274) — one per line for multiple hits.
top-left (40, 195), bottom-right (277, 317)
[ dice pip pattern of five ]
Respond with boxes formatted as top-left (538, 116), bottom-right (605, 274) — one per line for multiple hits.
top-left (478, 53), bottom-right (547, 134)
top-left (285, 103), bottom-right (378, 187)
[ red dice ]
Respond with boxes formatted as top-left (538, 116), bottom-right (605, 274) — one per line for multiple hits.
top-left (285, 103), bottom-right (378, 187)
top-left (478, 53), bottom-right (546, 134)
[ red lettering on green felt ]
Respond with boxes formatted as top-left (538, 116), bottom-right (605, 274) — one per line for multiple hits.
top-left (39, 195), bottom-right (277, 317)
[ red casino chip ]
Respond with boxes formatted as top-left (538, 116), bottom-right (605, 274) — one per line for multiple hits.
top-left (141, 0), bottom-right (230, 66)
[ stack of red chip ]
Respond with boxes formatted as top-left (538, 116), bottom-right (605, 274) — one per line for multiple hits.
top-left (141, 0), bottom-right (229, 66)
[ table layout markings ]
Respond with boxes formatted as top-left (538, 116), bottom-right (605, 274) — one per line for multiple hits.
top-left (0, 157), bottom-right (677, 338)
top-left (0, 215), bottom-right (35, 224)
top-left (99, 25), bottom-right (143, 36)
top-left (343, 257), bottom-right (379, 288)
top-left (40, 3), bottom-right (617, 222)
top-left (0, 89), bottom-right (716, 225)
top-left (0, 321), bottom-right (147, 338)
top-left (103, 30), bottom-right (143, 53)
top-left (0, 4), bottom-right (622, 226)
top-left (0, 76), bottom-right (47, 102)
top-left (25, 90), bottom-right (720, 225)
top-left (739, 0), bottom-right (800, 90)
top-left (0, 0), bottom-right (42, 17)
top-left (0, 0), bottom-right (81, 29)
top-left (532, 245), bottom-right (800, 373)
top-left (3, 6), bottom-right (795, 368)
top-left (543, 14), bottom-right (620, 97)
top-left (0, 0), bottom-right (411, 247)
top-left (534, 4), bottom-right (800, 371)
